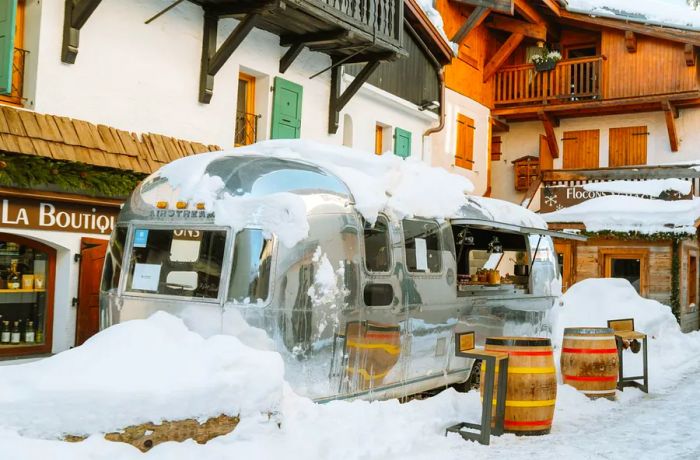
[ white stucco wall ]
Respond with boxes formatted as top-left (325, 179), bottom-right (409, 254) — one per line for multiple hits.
top-left (21, 0), bottom-right (436, 157)
top-left (492, 109), bottom-right (700, 205)
top-left (429, 88), bottom-right (491, 195)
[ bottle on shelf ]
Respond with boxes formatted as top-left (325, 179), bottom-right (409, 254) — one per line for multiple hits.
top-left (10, 321), bottom-right (20, 344)
top-left (7, 259), bottom-right (21, 290)
top-left (25, 320), bottom-right (35, 344)
top-left (0, 321), bottom-right (9, 344)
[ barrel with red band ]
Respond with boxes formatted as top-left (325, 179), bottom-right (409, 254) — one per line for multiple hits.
top-left (561, 327), bottom-right (619, 399)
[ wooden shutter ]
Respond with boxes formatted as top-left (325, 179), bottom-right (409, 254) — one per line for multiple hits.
top-left (0, 0), bottom-right (17, 95)
top-left (562, 129), bottom-right (599, 169)
top-left (271, 77), bottom-right (303, 139)
top-left (375, 124), bottom-right (383, 155)
top-left (455, 114), bottom-right (474, 170)
top-left (393, 127), bottom-right (412, 158)
top-left (609, 126), bottom-right (648, 167)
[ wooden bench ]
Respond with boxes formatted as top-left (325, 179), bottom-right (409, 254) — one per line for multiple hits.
top-left (445, 332), bottom-right (509, 446)
top-left (608, 319), bottom-right (649, 393)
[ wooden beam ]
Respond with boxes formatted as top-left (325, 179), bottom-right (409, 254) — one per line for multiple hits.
top-left (488, 15), bottom-right (546, 41)
top-left (450, 0), bottom-right (513, 15)
top-left (538, 111), bottom-right (559, 158)
top-left (625, 31), bottom-right (637, 53)
top-left (685, 44), bottom-right (697, 67)
top-left (491, 117), bottom-right (510, 133)
top-left (328, 59), bottom-right (381, 134)
top-left (541, 0), bottom-right (561, 16)
top-left (280, 30), bottom-right (351, 47)
top-left (61, 0), bottom-right (103, 63)
top-left (279, 43), bottom-right (305, 73)
top-left (483, 33), bottom-right (524, 82)
top-left (199, 12), bottom-right (260, 103)
top-left (559, 9), bottom-right (700, 47)
top-left (452, 6), bottom-right (491, 45)
top-left (663, 100), bottom-right (680, 152)
top-left (513, 0), bottom-right (545, 24)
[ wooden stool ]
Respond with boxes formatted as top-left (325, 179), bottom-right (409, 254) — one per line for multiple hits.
top-left (445, 332), bottom-right (509, 446)
top-left (608, 319), bottom-right (649, 394)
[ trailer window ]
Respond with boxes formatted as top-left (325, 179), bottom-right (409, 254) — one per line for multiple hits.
top-left (228, 229), bottom-right (273, 303)
top-left (403, 219), bottom-right (441, 273)
top-left (125, 229), bottom-right (226, 299)
top-left (363, 216), bottom-right (391, 272)
top-left (101, 226), bottom-right (127, 292)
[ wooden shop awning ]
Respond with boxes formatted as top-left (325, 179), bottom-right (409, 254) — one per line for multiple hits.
top-left (0, 105), bottom-right (221, 175)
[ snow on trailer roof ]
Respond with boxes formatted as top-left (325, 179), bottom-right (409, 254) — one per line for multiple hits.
top-left (139, 140), bottom-right (547, 244)
top-left (562, 0), bottom-right (700, 31)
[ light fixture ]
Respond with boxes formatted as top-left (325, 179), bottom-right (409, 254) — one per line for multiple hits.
top-left (419, 100), bottom-right (440, 111)
top-left (156, 201), bottom-right (168, 209)
top-left (457, 228), bottom-right (475, 246)
top-left (487, 236), bottom-right (503, 254)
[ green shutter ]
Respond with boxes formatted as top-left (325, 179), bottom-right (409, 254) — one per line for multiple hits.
top-left (393, 127), bottom-right (412, 158)
top-left (271, 77), bottom-right (303, 139)
top-left (0, 0), bottom-right (16, 96)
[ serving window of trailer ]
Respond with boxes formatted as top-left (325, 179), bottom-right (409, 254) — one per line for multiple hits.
top-left (452, 225), bottom-right (529, 292)
top-left (125, 228), bottom-right (227, 299)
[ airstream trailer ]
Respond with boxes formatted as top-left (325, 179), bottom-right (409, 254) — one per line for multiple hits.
top-left (99, 150), bottom-right (582, 402)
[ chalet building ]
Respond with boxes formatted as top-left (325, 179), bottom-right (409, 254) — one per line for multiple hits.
top-left (428, 0), bottom-right (700, 330)
top-left (0, 0), bottom-right (453, 360)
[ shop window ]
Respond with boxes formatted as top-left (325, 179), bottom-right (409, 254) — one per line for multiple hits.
top-left (235, 72), bottom-right (258, 146)
top-left (363, 283), bottom-right (394, 307)
top-left (125, 228), bottom-right (226, 299)
top-left (0, 0), bottom-right (26, 106)
top-left (403, 219), bottom-right (441, 274)
top-left (455, 114), bottom-right (474, 170)
top-left (363, 216), bottom-right (391, 272)
top-left (0, 233), bottom-right (55, 357)
top-left (601, 248), bottom-right (648, 296)
top-left (228, 229), bottom-right (273, 303)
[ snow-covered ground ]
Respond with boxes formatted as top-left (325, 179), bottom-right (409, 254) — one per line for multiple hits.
top-left (1, 279), bottom-right (699, 459)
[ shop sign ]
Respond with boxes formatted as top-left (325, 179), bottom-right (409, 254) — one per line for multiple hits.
top-left (540, 185), bottom-right (692, 213)
top-left (0, 197), bottom-right (119, 235)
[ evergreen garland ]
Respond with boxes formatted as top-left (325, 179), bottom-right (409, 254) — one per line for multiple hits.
top-left (0, 153), bottom-right (145, 198)
top-left (581, 229), bottom-right (696, 242)
top-left (671, 238), bottom-right (681, 321)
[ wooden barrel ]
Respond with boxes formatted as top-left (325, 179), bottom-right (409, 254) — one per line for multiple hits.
top-left (482, 337), bottom-right (557, 436)
top-left (561, 327), bottom-right (619, 399)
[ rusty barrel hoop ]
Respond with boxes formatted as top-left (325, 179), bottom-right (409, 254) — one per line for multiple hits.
top-left (482, 336), bottom-right (557, 436)
top-left (561, 327), bottom-right (619, 400)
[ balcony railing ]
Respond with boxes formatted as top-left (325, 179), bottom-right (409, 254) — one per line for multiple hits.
top-left (234, 111), bottom-right (260, 147)
top-left (317, 0), bottom-right (401, 43)
top-left (494, 56), bottom-right (605, 106)
top-left (0, 48), bottom-right (28, 105)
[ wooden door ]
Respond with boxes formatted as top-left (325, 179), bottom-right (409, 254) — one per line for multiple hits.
top-left (554, 241), bottom-right (574, 292)
top-left (271, 77), bottom-right (303, 139)
top-left (689, 252), bottom-right (698, 308)
top-left (609, 126), bottom-right (648, 167)
top-left (75, 237), bottom-right (108, 346)
top-left (562, 129), bottom-right (600, 169)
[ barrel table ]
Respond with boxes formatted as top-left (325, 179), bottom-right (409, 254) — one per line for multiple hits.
top-left (561, 327), bottom-right (619, 399)
top-left (482, 337), bottom-right (557, 435)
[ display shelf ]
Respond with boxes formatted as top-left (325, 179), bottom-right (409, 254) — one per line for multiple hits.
top-left (0, 288), bottom-right (46, 293)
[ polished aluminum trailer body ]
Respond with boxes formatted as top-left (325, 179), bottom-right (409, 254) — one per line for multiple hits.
top-left (100, 155), bottom-right (564, 402)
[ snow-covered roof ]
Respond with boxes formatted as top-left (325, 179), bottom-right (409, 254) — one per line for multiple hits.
top-left (562, 0), bottom-right (700, 32)
top-left (541, 194), bottom-right (700, 235)
top-left (582, 178), bottom-right (692, 197)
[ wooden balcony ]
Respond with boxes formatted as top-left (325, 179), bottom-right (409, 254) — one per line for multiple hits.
top-left (494, 56), bottom-right (605, 107)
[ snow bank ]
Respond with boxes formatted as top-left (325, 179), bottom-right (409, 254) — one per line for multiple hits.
top-left (415, 0), bottom-right (457, 53)
top-left (541, 195), bottom-right (700, 234)
top-left (582, 178), bottom-right (692, 197)
top-left (0, 312), bottom-right (285, 438)
top-left (566, 0), bottom-right (700, 30)
top-left (554, 278), bottom-right (700, 390)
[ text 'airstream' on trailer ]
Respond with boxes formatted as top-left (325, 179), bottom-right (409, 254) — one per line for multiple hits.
top-left (99, 142), bottom-right (583, 402)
